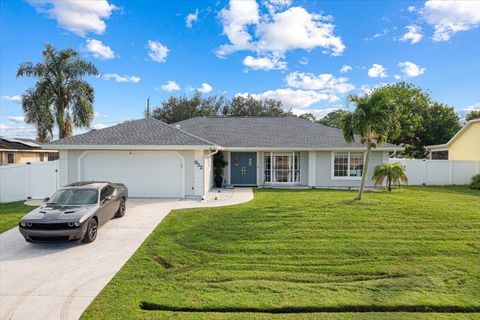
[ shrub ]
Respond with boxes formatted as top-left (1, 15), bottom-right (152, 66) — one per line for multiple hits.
top-left (470, 174), bottom-right (480, 190)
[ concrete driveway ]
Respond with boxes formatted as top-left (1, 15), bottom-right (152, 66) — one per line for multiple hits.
top-left (0, 188), bottom-right (253, 320)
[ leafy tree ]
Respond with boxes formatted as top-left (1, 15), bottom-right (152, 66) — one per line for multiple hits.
top-left (466, 110), bottom-right (480, 121)
top-left (375, 83), bottom-right (462, 158)
top-left (222, 95), bottom-right (287, 116)
top-left (372, 162), bottom-right (408, 191)
top-left (341, 90), bottom-right (400, 200)
top-left (298, 113), bottom-right (316, 122)
top-left (151, 92), bottom-right (226, 123)
top-left (317, 109), bottom-right (348, 128)
top-left (17, 44), bottom-right (98, 140)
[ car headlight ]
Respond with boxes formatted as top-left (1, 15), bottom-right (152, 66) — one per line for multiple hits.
top-left (26, 222), bottom-right (32, 227)
top-left (20, 221), bottom-right (26, 227)
top-left (74, 222), bottom-right (80, 227)
top-left (67, 222), bottom-right (80, 228)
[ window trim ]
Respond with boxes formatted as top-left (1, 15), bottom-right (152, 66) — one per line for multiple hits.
top-left (264, 151), bottom-right (301, 184)
top-left (330, 151), bottom-right (365, 180)
top-left (7, 153), bottom-right (15, 164)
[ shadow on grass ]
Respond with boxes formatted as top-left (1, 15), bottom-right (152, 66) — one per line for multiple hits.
top-left (140, 303), bottom-right (480, 313)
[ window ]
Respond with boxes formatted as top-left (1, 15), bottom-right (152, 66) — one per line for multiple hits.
top-left (7, 153), bottom-right (14, 164)
top-left (333, 152), bottom-right (364, 178)
top-left (39, 154), bottom-right (45, 162)
top-left (100, 185), bottom-right (115, 201)
top-left (264, 152), bottom-right (300, 183)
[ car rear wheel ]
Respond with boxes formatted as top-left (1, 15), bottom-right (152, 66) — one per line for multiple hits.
top-left (115, 198), bottom-right (126, 218)
top-left (82, 218), bottom-right (98, 243)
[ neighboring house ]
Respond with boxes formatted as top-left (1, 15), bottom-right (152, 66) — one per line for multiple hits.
top-left (427, 119), bottom-right (480, 160)
top-left (0, 137), bottom-right (58, 166)
top-left (45, 117), bottom-right (401, 198)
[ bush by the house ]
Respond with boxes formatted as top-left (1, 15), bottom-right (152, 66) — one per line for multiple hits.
top-left (470, 174), bottom-right (480, 190)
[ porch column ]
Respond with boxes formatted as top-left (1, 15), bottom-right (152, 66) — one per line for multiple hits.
top-left (193, 150), bottom-right (204, 197)
top-left (308, 151), bottom-right (317, 187)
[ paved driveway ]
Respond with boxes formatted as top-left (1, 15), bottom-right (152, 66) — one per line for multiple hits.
top-left (0, 199), bottom-right (180, 320)
top-left (0, 188), bottom-right (253, 320)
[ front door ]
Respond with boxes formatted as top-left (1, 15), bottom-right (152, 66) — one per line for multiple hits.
top-left (231, 152), bottom-right (257, 185)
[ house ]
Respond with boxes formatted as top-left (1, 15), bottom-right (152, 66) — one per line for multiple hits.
top-left (45, 117), bottom-right (401, 198)
top-left (427, 118), bottom-right (480, 160)
top-left (0, 137), bottom-right (58, 166)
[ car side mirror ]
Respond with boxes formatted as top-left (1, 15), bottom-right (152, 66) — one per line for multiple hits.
top-left (44, 197), bottom-right (50, 202)
top-left (102, 196), bottom-right (112, 203)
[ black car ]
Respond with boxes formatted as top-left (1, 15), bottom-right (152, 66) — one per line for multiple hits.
top-left (19, 181), bottom-right (128, 243)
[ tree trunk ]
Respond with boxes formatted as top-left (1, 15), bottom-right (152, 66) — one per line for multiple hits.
top-left (56, 100), bottom-right (66, 139)
top-left (357, 143), bottom-right (372, 200)
top-left (388, 177), bottom-right (392, 191)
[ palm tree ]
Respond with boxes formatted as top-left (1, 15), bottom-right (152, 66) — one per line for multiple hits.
top-left (341, 90), bottom-right (400, 200)
top-left (372, 162), bottom-right (408, 191)
top-left (17, 44), bottom-right (98, 140)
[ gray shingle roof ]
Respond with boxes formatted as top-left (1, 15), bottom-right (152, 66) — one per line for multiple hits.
top-left (174, 117), bottom-right (400, 149)
top-left (47, 118), bottom-right (214, 146)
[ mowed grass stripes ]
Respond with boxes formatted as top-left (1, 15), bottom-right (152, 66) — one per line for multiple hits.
top-left (83, 187), bottom-right (480, 320)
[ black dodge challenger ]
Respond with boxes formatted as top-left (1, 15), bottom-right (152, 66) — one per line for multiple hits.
top-left (19, 181), bottom-right (128, 243)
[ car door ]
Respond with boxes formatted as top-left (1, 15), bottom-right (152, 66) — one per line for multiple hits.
top-left (98, 185), bottom-right (116, 225)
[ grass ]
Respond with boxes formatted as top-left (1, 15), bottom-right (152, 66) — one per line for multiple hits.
top-left (83, 186), bottom-right (480, 320)
top-left (0, 201), bottom-right (37, 234)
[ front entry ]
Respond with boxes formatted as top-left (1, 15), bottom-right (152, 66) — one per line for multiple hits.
top-left (231, 152), bottom-right (257, 186)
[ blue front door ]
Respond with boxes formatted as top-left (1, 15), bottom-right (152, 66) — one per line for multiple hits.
top-left (231, 152), bottom-right (257, 185)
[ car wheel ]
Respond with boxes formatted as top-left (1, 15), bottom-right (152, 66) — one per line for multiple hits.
top-left (115, 198), bottom-right (126, 218)
top-left (82, 218), bottom-right (98, 243)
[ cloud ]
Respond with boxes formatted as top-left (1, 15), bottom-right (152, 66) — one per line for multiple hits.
top-left (186, 9), bottom-right (199, 28)
top-left (7, 116), bottom-right (25, 123)
top-left (285, 71), bottom-right (354, 94)
top-left (83, 39), bottom-right (116, 60)
top-left (407, 6), bottom-right (416, 13)
top-left (147, 40), bottom-right (169, 63)
top-left (197, 83), bottom-right (213, 93)
top-left (291, 107), bottom-right (338, 118)
top-left (339, 65), bottom-right (352, 73)
top-left (298, 57), bottom-right (308, 65)
top-left (364, 28), bottom-right (389, 41)
top-left (422, 0), bottom-right (480, 41)
top-left (243, 55), bottom-right (287, 70)
top-left (91, 123), bottom-right (111, 130)
top-left (399, 25), bottom-right (423, 44)
top-left (0, 123), bottom-right (37, 138)
top-left (27, 0), bottom-right (117, 37)
top-left (236, 88), bottom-right (338, 109)
top-left (159, 81), bottom-right (181, 92)
top-left (100, 73), bottom-right (141, 83)
top-left (398, 61), bottom-right (425, 77)
top-left (216, 1), bottom-right (345, 61)
top-left (1, 95), bottom-right (22, 102)
top-left (263, 0), bottom-right (292, 14)
top-left (367, 64), bottom-right (388, 78)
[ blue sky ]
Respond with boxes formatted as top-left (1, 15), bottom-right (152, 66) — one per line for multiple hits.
top-left (1, 0), bottom-right (479, 138)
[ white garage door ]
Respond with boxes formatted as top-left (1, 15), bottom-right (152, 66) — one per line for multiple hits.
top-left (80, 151), bottom-right (184, 198)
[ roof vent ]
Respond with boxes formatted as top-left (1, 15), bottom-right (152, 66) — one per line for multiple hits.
top-left (175, 124), bottom-right (181, 129)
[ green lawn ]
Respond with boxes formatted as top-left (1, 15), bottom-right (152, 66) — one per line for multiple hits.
top-left (83, 187), bottom-right (480, 320)
top-left (0, 201), bottom-right (37, 233)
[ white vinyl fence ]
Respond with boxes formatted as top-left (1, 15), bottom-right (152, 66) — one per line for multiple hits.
top-left (390, 159), bottom-right (480, 186)
top-left (0, 160), bottom-right (59, 203)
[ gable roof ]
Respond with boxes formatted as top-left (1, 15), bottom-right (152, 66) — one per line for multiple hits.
top-left (0, 137), bottom-right (42, 150)
top-left (174, 117), bottom-right (401, 150)
top-left (46, 118), bottom-right (215, 149)
top-left (427, 118), bottom-right (480, 150)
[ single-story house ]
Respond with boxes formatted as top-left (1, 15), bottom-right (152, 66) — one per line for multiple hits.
top-left (0, 137), bottom-right (58, 166)
top-left (427, 118), bottom-right (480, 160)
top-left (45, 117), bottom-right (401, 198)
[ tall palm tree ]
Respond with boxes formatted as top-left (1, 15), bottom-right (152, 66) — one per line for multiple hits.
top-left (372, 162), bottom-right (408, 191)
top-left (17, 44), bottom-right (98, 140)
top-left (341, 90), bottom-right (400, 200)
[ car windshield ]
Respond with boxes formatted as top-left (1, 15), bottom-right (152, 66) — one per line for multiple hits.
top-left (48, 189), bottom-right (98, 205)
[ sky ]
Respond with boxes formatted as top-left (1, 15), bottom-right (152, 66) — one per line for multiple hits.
top-left (1, 0), bottom-right (479, 138)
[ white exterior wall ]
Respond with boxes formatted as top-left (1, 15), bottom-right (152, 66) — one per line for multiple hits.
top-left (392, 159), bottom-right (480, 185)
top-left (59, 149), bottom-right (199, 198)
top-left (193, 150), bottom-right (204, 197)
top-left (307, 151), bottom-right (317, 187)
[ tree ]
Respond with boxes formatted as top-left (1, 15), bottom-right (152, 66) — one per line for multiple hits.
top-left (317, 109), bottom-right (348, 128)
top-left (222, 95), bottom-right (287, 116)
top-left (298, 113), bottom-right (316, 122)
top-left (466, 110), bottom-right (480, 121)
top-left (17, 44), bottom-right (98, 140)
top-left (376, 83), bottom-right (461, 158)
top-left (372, 162), bottom-right (408, 191)
top-left (341, 90), bottom-right (400, 200)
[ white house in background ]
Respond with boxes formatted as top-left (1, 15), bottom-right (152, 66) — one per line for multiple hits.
top-left (45, 117), bottom-right (401, 198)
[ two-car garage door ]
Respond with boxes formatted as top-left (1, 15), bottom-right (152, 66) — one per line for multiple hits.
top-left (80, 151), bottom-right (184, 198)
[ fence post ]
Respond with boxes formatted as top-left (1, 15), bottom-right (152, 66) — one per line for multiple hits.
top-left (449, 161), bottom-right (453, 185)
